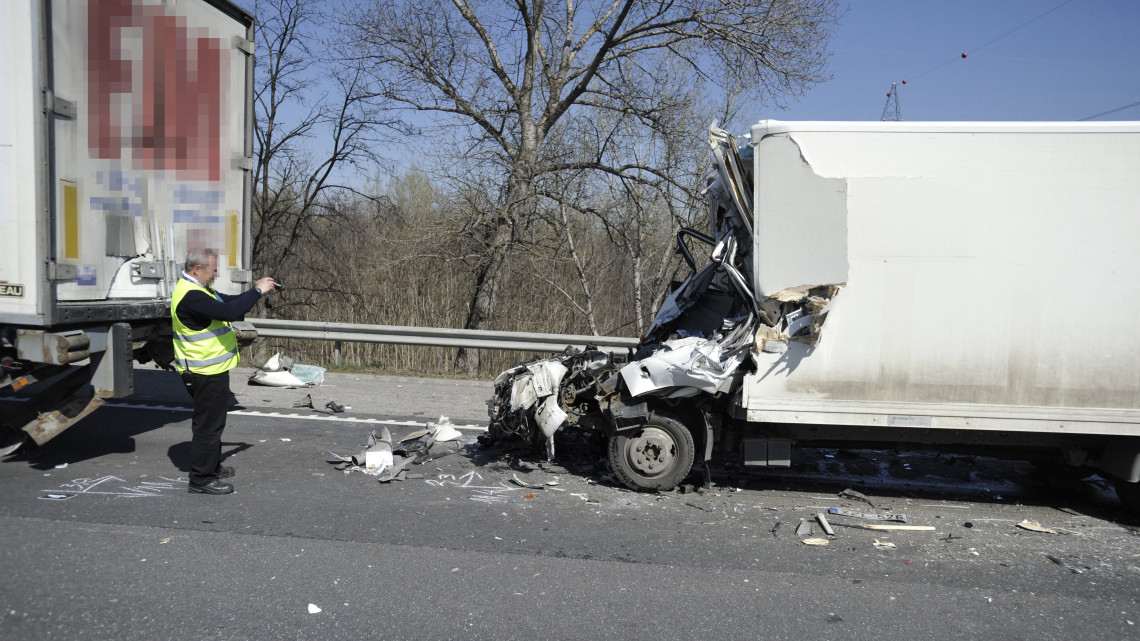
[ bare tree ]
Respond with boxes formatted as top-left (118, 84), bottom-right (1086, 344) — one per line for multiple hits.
top-left (247, 0), bottom-right (406, 313)
top-left (345, 0), bottom-right (840, 371)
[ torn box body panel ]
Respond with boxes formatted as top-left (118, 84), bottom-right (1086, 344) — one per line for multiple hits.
top-left (743, 121), bottom-right (1140, 436)
top-left (620, 333), bottom-right (750, 399)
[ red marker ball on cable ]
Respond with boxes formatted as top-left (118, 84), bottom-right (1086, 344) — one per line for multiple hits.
top-left (961, 52), bottom-right (968, 58)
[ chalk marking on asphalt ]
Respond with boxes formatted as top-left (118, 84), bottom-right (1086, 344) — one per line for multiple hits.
top-left (42, 475), bottom-right (187, 499)
top-left (99, 401), bottom-right (489, 431)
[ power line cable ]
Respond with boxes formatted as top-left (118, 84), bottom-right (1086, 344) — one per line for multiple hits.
top-left (970, 0), bottom-right (1075, 55)
top-left (1079, 100), bottom-right (1140, 121)
top-left (905, 0), bottom-right (1077, 83)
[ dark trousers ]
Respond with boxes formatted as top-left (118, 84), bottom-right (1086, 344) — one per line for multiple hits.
top-left (181, 369), bottom-right (230, 486)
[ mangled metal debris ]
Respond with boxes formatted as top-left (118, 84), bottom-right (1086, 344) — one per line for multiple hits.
top-left (330, 420), bottom-right (466, 481)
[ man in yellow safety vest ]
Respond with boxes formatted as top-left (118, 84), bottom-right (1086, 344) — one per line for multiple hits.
top-left (172, 248), bottom-right (278, 494)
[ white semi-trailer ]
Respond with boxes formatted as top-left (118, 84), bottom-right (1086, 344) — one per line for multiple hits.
top-left (487, 120), bottom-right (1140, 510)
top-left (1, 0), bottom-right (255, 453)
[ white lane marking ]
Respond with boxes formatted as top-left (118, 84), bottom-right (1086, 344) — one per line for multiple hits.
top-left (100, 401), bottom-right (488, 431)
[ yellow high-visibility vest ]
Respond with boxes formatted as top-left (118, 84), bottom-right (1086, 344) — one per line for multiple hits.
top-left (171, 277), bottom-right (239, 375)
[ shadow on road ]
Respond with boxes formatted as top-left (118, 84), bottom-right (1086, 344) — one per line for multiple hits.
top-left (463, 430), bottom-right (1140, 526)
top-left (1, 405), bottom-right (186, 471)
top-left (166, 440), bottom-right (254, 473)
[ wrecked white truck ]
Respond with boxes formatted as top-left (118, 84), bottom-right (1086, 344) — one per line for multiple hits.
top-left (487, 120), bottom-right (1140, 510)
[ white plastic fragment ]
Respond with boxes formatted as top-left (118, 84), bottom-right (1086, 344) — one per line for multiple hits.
top-left (264, 353), bottom-right (282, 372)
top-left (249, 370), bottom-right (309, 388)
top-left (1016, 520), bottom-right (1057, 534)
top-left (307, 604), bottom-right (321, 614)
top-left (431, 416), bottom-right (463, 442)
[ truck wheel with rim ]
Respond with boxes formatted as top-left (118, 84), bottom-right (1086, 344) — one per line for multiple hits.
top-left (608, 412), bottom-right (695, 492)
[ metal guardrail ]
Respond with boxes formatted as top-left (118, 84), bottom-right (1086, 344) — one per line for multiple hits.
top-left (246, 318), bottom-right (640, 354)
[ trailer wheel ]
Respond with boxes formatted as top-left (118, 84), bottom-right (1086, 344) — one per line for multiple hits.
top-left (1114, 479), bottom-right (1140, 513)
top-left (608, 412), bottom-right (694, 492)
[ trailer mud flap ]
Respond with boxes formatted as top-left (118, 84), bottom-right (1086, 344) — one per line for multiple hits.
top-left (23, 396), bottom-right (106, 445)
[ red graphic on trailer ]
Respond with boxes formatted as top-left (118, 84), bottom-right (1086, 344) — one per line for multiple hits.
top-left (87, 0), bottom-right (227, 182)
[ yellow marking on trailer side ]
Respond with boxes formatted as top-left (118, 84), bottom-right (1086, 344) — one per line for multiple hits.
top-left (62, 182), bottom-right (78, 259)
top-left (227, 210), bottom-right (239, 266)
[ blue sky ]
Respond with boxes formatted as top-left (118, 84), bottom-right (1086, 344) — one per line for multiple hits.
top-left (255, 0), bottom-right (1139, 184)
top-left (768, 0), bottom-right (1140, 122)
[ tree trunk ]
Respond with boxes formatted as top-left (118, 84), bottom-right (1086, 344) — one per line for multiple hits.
top-left (454, 155), bottom-right (536, 373)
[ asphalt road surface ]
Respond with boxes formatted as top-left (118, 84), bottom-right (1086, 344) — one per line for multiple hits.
top-left (1, 367), bottom-right (1138, 640)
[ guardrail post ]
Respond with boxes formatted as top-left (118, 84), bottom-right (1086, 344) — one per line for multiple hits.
top-left (334, 340), bottom-right (342, 366)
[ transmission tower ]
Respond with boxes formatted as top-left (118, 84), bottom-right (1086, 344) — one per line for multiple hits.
top-left (881, 82), bottom-right (902, 121)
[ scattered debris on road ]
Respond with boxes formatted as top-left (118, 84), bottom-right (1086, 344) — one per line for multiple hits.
top-left (1017, 520), bottom-right (1058, 534)
top-left (249, 353), bottom-right (325, 388)
top-left (1045, 554), bottom-right (1086, 574)
top-left (829, 507), bottom-right (908, 523)
top-left (816, 513), bottom-right (835, 537)
top-left (795, 519), bottom-right (813, 537)
top-left (328, 419), bottom-right (470, 482)
top-left (838, 488), bottom-right (876, 508)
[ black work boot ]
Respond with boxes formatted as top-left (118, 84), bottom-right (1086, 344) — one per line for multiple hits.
top-left (188, 480), bottom-right (235, 495)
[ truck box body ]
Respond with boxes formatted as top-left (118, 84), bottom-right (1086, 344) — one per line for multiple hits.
top-left (0, 0), bottom-right (253, 326)
top-left (743, 121), bottom-right (1140, 437)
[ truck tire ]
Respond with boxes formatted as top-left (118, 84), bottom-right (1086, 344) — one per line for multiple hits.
top-left (608, 412), bottom-right (694, 492)
top-left (1114, 479), bottom-right (1140, 513)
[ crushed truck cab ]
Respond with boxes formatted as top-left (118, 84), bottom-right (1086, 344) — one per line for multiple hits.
top-left (488, 120), bottom-right (1140, 511)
